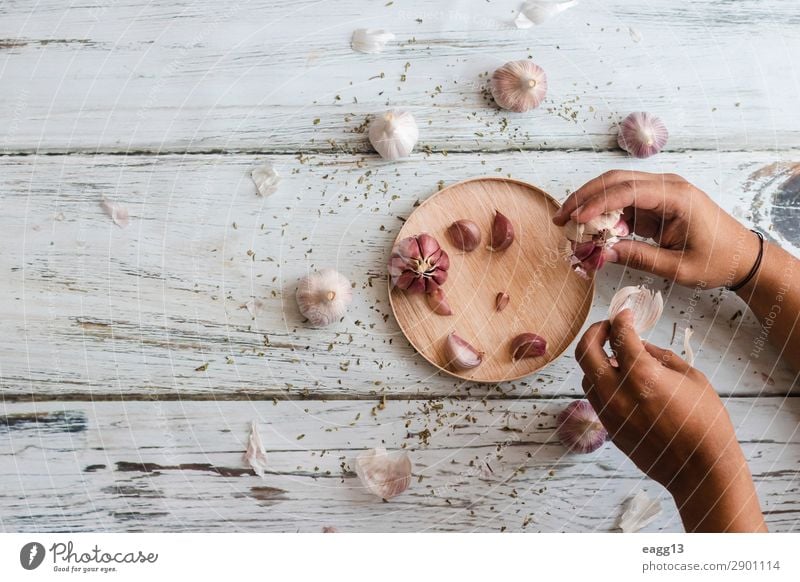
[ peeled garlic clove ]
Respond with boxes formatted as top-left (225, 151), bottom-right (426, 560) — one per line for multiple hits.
top-left (608, 285), bottom-right (664, 334)
top-left (510, 332), bottom-right (547, 360)
top-left (351, 28), bottom-right (395, 54)
top-left (426, 288), bottom-right (453, 316)
top-left (495, 291), bottom-right (510, 312)
top-left (617, 112), bottom-right (669, 159)
top-left (444, 332), bottom-right (483, 370)
top-left (490, 60), bottom-right (548, 113)
top-left (296, 268), bottom-right (354, 327)
top-left (516, 0), bottom-right (578, 26)
top-left (556, 400), bottom-right (608, 454)
top-left (446, 219), bottom-right (481, 252)
top-left (488, 210), bottom-right (515, 251)
top-left (251, 163), bottom-right (281, 197)
top-left (389, 233), bottom-right (450, 294)
top-left (368, 110), bottom-right (419, 160)
top-left (243, 421), bottom-right (268, 478)
top-left (354, 447), bottom-right (412, 500)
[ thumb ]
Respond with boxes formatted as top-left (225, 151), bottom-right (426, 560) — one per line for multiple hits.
top-left (609, 309), bottom-right (648, 371)
top-left (642, 342), bottom-right (693, 374)
top-left (610, 239), bottom-right (684, 280)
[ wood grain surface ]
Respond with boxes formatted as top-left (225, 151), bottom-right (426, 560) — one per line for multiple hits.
top-left (390, 177), bottom-right (593, 382)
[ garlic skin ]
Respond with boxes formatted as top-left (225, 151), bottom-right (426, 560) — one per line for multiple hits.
top-left (296, 268), bottom-right (353, 327)
top-left (447, 219), bottom-right (481, 252)
top-left (488, 210), bottom-right (515, 251)
top-left (618, 490), bottom-right (662, 533)
top-left (556, 400), bottom-right (608, 454)
top-left (368, 110), bottom-right (419, 160)
top-left (444, 332), bottom-right (483, 370)
top-left (495, 291), bottom-right (510, 312)
top-left (243, 421), bottom-right (268, 478)
top-left (351, 29), bottom-right (395, 54)
top-left (510, 332), bottom-right (547, 360)
top-left (490, 60), bottom-right (548, 113)
top-left (354, 448), bottom-right (412, 500)
top-left (515, 0), bottom-right (578, 27)
top-left (608, 285), bottom-right (664, 334)
top-left (683, 327), bottom-right (695, 366)
top-left (617, 112), bottom-right (669, 158)
top-left (251, 163), bottom-right (281, 197)
top-left (426, 287), bottom-right (453, 316)
top-left (388, 233), bottom-right (450, 294)
top-left (99, 199), bottom-right (129, 228)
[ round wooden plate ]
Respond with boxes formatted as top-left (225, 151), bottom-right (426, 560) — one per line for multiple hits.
top-left (388, 177), bottom-right (594, 383)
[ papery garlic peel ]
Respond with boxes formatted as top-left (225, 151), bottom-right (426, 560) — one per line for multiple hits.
top-left (296, 268), bottom-right (354, 327)
top-left (388, 233), bottom-right (449, 294)
top-left (251, 163), bottom-right (281, 197)
top-left (618, 490), bottom-right (662, 533)
top-left (243, 421), bottom-right (268, 478)
top-left (354, 448), bottom-right (412, 500)
top-left (556, 400), bottom-right (608, 454)
top-left (608, 285), bottom-right (664, 334)
top-left (490, 60), bottom-right (548, 113)
top-left (515, 0), bottom-right (579, 27)
top-left (351, 29), bottom-right (395, 54)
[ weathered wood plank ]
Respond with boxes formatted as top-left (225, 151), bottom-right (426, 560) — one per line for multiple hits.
top-left (1, 399), bottom-right (798, 532)
top-left (1, 0), bottom-right (798, 152)
top-left (2, 151), bottom-right (798, 399)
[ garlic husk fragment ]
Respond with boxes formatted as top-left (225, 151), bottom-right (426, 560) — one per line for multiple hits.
top-left (251, 163), bottom-right (281, 197)
top-left (488, 210), bottom-right (515, 251)
top-left (608, 285), bottom-right (664, 334)
top-left (556, 400), bottom-right (608, 454)
top-left (100, 199), bottom-right (129, 228)
top-left (495, 291), bottom-right (510, 312)
top-left (354, 448), bottom-right (412, 500)
top-left (490, 60), bottom-right (548, 113)
top-left (243, 421), bottom-right (268, 478)
top-left (515, 0), bottom-right (578, 27)
top-left (426, 287), bottom-right (453, 316)
top-left (447, 219), bottom-right (481, 252)
top-left (351, 28), bottom-right (395, 54)
top-left (296, 268), bottom-right (353, 327)
top-left (444, 332), bottom-right (483, 370)
top-left (617, 112), bottom-right (669, 159)
top-left (617, 490), bottom-right (662, 533)
top-left (510, 332), bottom-right (547, 360)
top-left (683, 327), bottom-right (695, 366)
top-left (389, 233), bottom-right (450, 294)
top-left (368, 110), bottom-right (419, 160)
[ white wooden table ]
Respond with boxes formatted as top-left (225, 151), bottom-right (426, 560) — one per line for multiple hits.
top-left (1, 0), bottom-right (799, 532)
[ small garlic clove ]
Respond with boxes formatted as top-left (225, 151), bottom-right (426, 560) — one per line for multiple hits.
top-left (354, 447), bottom-right (412, 500)
top-left (444, 332), bottom-right (483, 370)
top-left (517, 0), bottom-right (579, 26)
top-left (351, 28), bottom-right (395, 54)
top-left (446, 219), bottom-right (481, 252)
top-left (426, 287), bottom-right (453, 316)
top-left (608, 285), bottom-right (664, 334)
top-left (389, 233), bottom-right (450, 294)
top-left (251, 163), bottom-right (281, 197)
top-left (488, 210), bottom-right (515, 251)
top-left (495, 291), bottom-right (510, 312)
top-left (510, 332), bottom-right (547, 360)
top-left (617, 112), bottom-right (669, 159)
top-left (296, 268), bottom-right (354, 327)
top-left (618, 490), bottom-right (662, 533)
top-left (368, 110), bottom-right (419, 160)
top-left (556, 400), bottom-right (608, 454)
top-left (490, 60), bottom-right (548, 113)
top-left (243, 421), bottom-right (268, 478)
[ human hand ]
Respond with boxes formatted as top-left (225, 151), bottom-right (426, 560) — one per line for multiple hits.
top-left (552, 170), bottom-right (760, 289)
top-left (575, 310), bottom-right (766, 532)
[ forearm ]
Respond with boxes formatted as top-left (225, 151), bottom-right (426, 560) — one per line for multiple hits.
top-left (736, 240), bottom-right (800, 372)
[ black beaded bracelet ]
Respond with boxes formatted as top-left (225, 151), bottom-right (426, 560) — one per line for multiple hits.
top-left (727, 229), bottom-right (765, 292)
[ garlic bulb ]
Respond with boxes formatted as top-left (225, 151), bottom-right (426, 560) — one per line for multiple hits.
top-left (296, 268), bottom-right (353, 327)
top-left (99, 198), bottom-right (129, 228)
top-left (618, 490), bottom-right (662, 532)
top-left (617, 112), bottom-right (669, 158)
top-left (490, 60), bottom-right (548, 113)
top-left (243, 421), bottom-right (268, 478)
top-left (444, 332), bottom-right (483, 370)
top-left (608, 285), bottom-right (663, 334)
top-left (251, 163), bottom-right (281, 197)
top-left (368, 110), bottom-right (419, 160)
top-left (562, 209), bottom-right (629, 244)
top-left (388, 233), bottom-right (449, 294)
top-left (354, 448), bottom-right (412, 500)
top-left (556, 400), bottom-right (608, 454)
top-left (351, 29), bottom-right (395, 54)
top-left (515, 0), bottom-right (578, 28)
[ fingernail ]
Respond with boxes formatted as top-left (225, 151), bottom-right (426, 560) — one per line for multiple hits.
top-left (605, 247), bottom-right (619, 263)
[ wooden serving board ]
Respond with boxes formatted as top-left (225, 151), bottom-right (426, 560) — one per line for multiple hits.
top-left (389, 177), bottom-right (594, 383)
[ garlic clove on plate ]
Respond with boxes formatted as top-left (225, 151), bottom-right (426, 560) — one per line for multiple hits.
top-left (490, 60), bottom-right (548, 113)
top-left (243, 421), bottom-right (268, 478)
top-left (488, 210), bottom-right (515, 251)
top-left (516, 0), bottom-right (579, 27)
top-left (388, 233), bottom-right (449, 294)
top-left (510, 332), bottom-right (547, 360)
top-left (351, 28), bottom-right (395, 54)
top-left (446, 219), bottom-right (481, 252)
top-left (426, 287), bottom-right (453, 316)
top-left (444, 332), bottom-right (483, 370)
top-left (608, 285), bottom-right (664, 334)
top-left (251, 163), bottom-right (281, 197)
top-left (556, 400), bottom-right (608, 454)
top-left (354, 447), bottom-right (412, 500)
top-left (617, 112), bottom-right (669, 158)
top-left (368, 110), bottom-right (419, 160)
top-left (296, 268), bottom-right (354, 327)
top-left (495, 291), bottom-right (510, 312)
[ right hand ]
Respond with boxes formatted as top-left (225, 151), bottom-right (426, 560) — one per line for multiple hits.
top-left (552, 170), bottom-right (760, 288)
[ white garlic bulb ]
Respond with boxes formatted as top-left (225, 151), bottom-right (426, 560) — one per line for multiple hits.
top-left (296, 268), bottom-right (353, 327)
top-left (490, 60), bottom-right (548, 112)
top-left (608, 285), bottom-right (664, 334)
top-left (368, 110), bottom-right (419, 160)
top-left (354, 448), bottom-right (412, 500)
top-left (351, 28), bottom-right (395, 54)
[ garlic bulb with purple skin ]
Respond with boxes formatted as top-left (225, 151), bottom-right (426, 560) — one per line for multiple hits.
top-left (444, 332), bottom-right (483, 370)
top-left (296, 268), bottom-right (353, 327)
top-left (388, 233), bottom-right (450, 294)
top-left (617, 112), bottom-right (669, 158)
top-left (556, 400), bottom-right (608, 454)
top-left (490, 60), bottom-right (548, 113)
